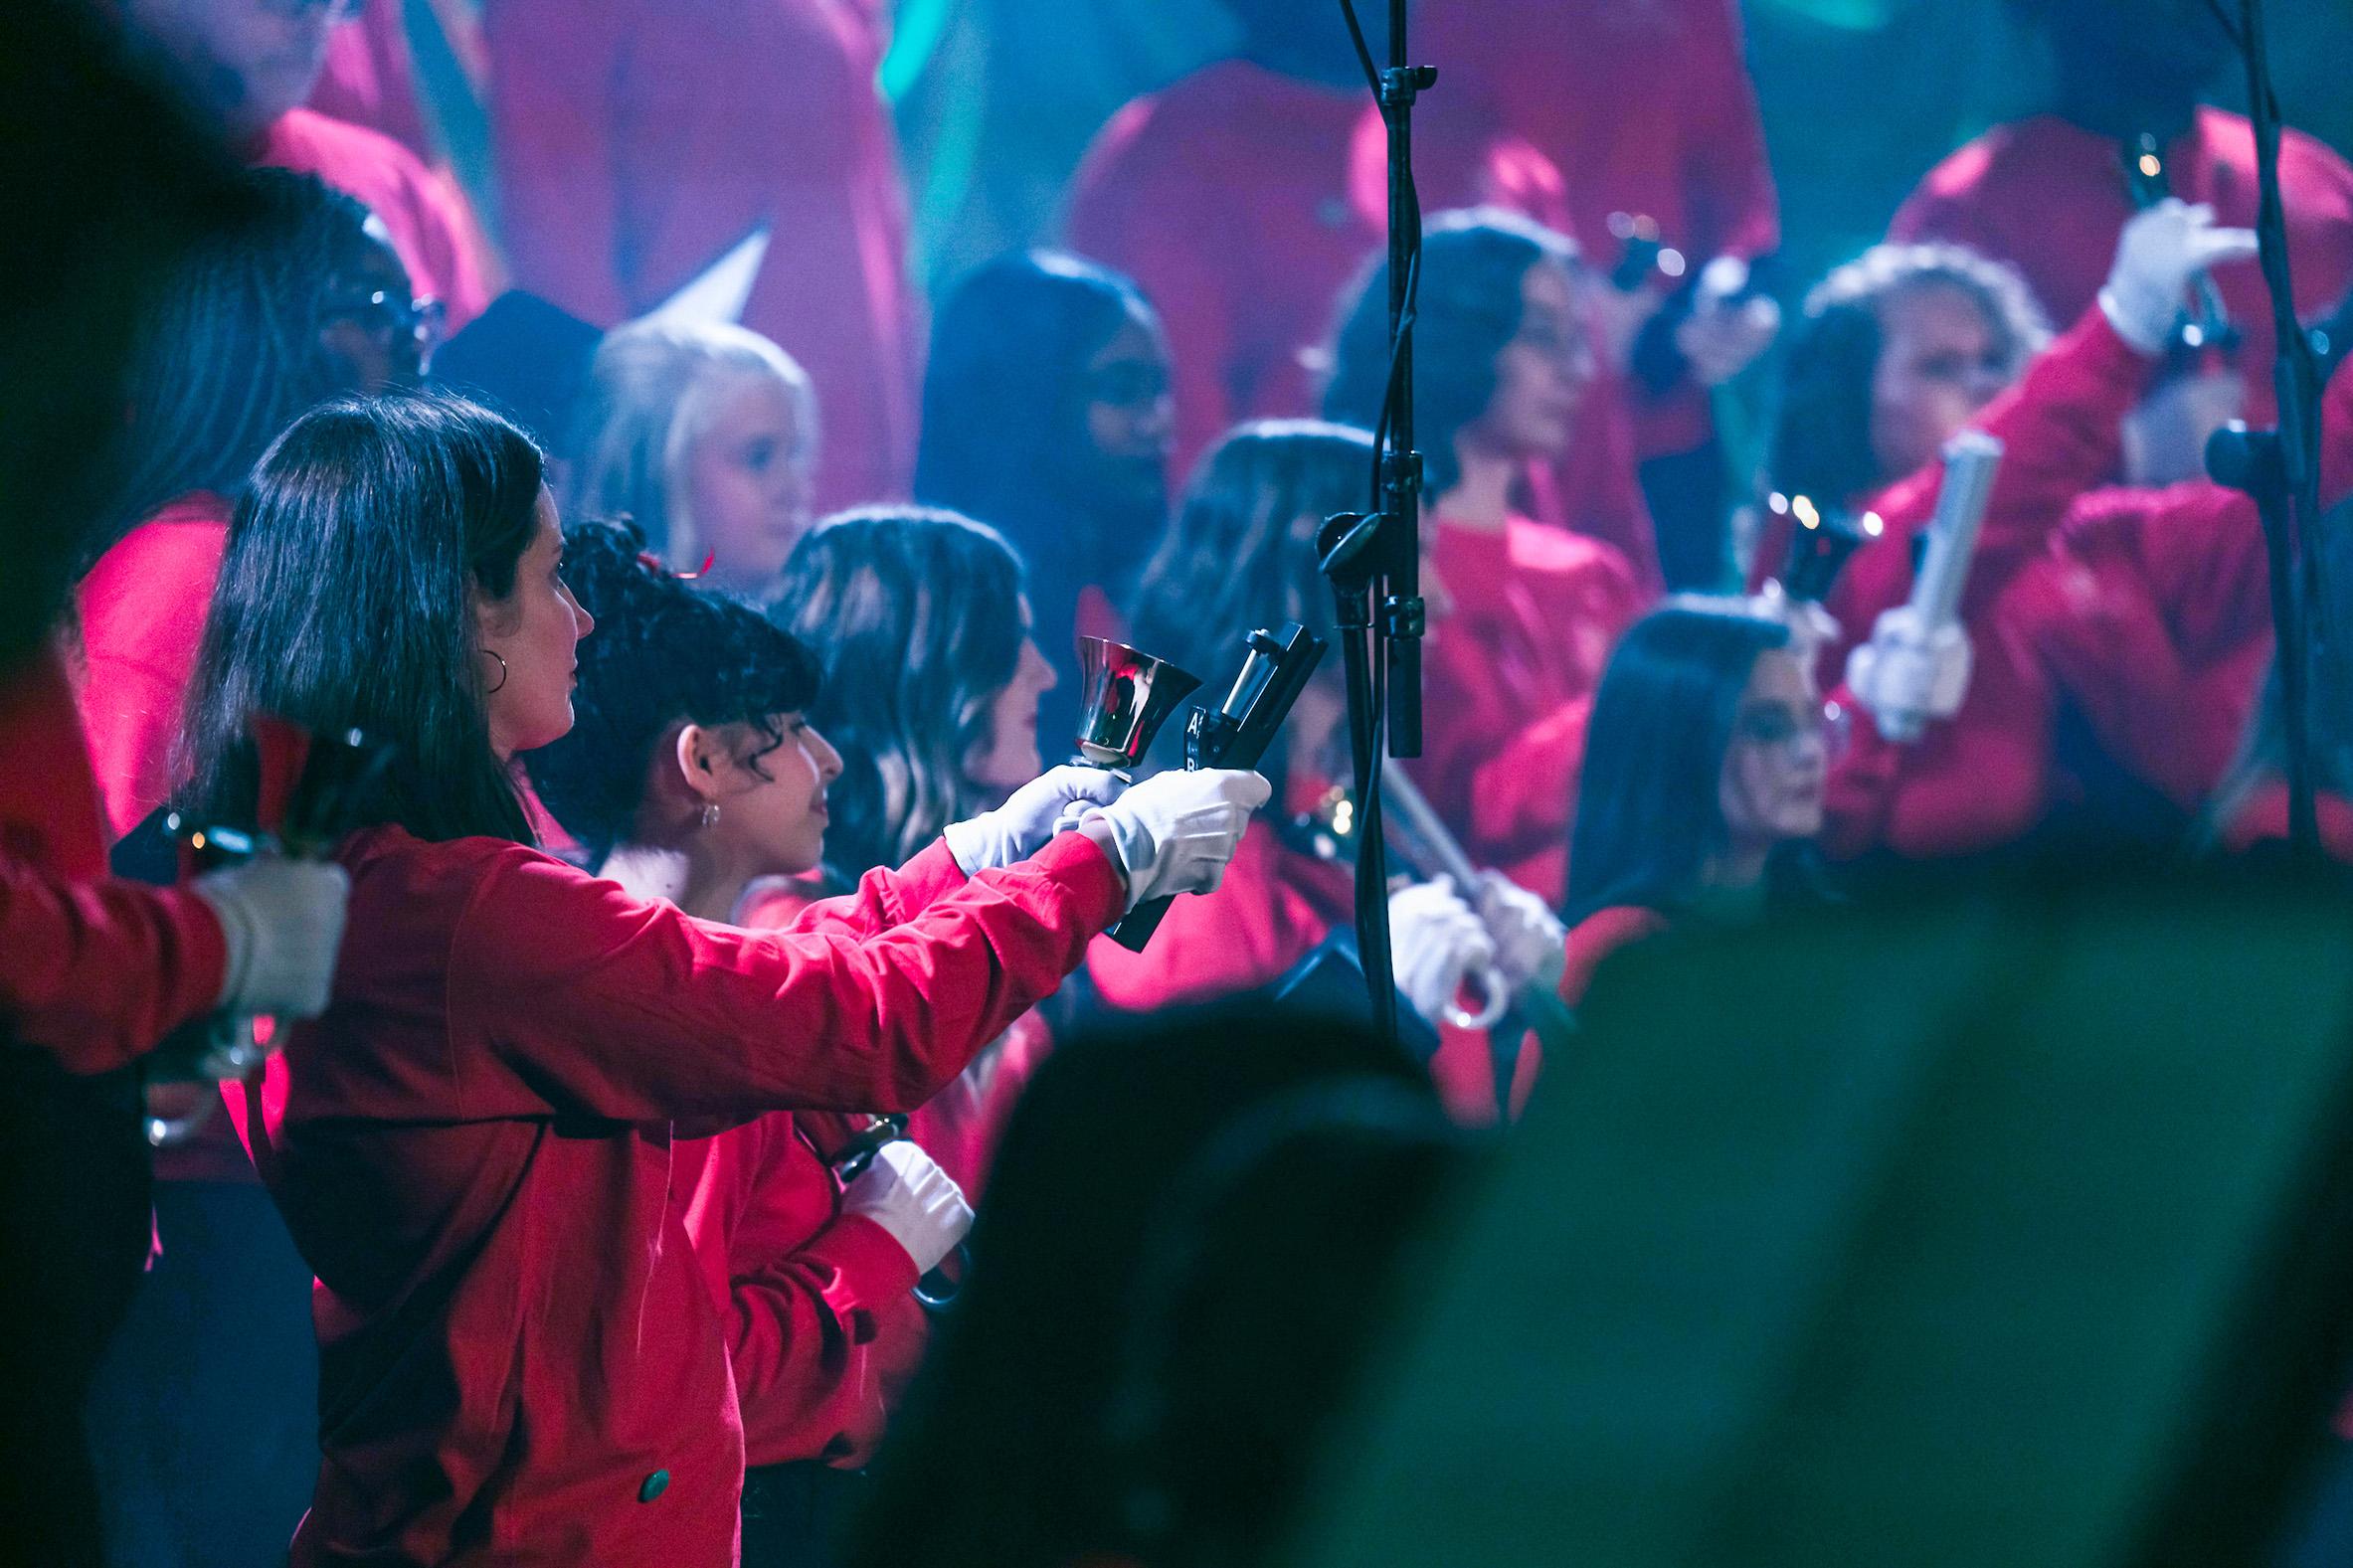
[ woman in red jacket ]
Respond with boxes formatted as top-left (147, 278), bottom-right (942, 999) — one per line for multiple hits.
top-left (1104, 420), bottom-right (1566, 1123)
top-left (1758, 202), bottom-right (2256, 861)
top-left (1559, 602), bottom-right (1833, 1005)
top-left (525, 518), bottom-right (1010, 1565)
top-left (1324, 208), bottom-right (1650, 905)
top-left (179, 390), bottom-right (1263, 1566)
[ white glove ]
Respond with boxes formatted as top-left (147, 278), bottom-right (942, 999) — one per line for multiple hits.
top-left (1082, 768), bottom-right (1270, 911)
top-left (1388, 877), bottom-right (1498, 1028)
top-left (840, 1140), bottom-right (973, 1276)
top-left (1675, 257), bottom-right (1781, 388)
top-left (2098, 199), bottom-right (2259, 355)
top-left (192, 856), bottom-right (351, 1020)
top-left (1844, 606), bottom-right (1973, 745)
top-left (1472, 870), bottom-right (1566, 996)
top-left (943, 764), bottom-right (1129, 875)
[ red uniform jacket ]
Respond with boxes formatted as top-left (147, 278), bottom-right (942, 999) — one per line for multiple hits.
top-left (1890, 106), bottom-right (2353, 424)
top-left (1420, 0), bottom-right (1779, 461)
top-left (1, 644), bottom-right (226, 1074)
top-left (238, 829), bottom-right (1120, 1565)
top-left (1086, 818), bottom-right (1536, 1125)
top-left (654, 873), bottom-right (1056, 1474)
top-left (257, 105), bottom-right (490, 332)
top-left (1792, 306), bottom-right (2151, 859)
top-left (75, 493), bottom-right (230, 841)
top-left (1409, 516), bottom-right (1645, 904)
top-left (485, 0), bottom-right (918, 509)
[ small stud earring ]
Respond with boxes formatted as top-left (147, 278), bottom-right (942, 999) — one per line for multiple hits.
top-left (700, 802), bottom-right (720, 828)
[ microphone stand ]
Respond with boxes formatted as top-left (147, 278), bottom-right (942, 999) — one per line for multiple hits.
top-left (2205, 0), bottom-right (2326, 859)
top-left (1322, 0), bottom-right (1432, 1044)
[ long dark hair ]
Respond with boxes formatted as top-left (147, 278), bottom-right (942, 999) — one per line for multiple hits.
top-left (1564, 604), bottom-right (1795, 924)
top-left (523, 520), bottom-right (821, 865)
top-left (182, 392), bottom-right (547, 844)
top-left (1323, 207), bottom-right (1575, 498)
top-left (769, 506), bottom-right (1026, 883)
top-left (914, 251), bottom-right (1166, 740)
top-left (1769, 243), bottom-right (2049, 509)
top-left (87, 166), bottom-right (389, 561)
top-left (914, 250), bottom-right (1158, 530)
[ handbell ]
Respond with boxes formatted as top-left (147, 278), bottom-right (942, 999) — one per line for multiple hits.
top-left (1073, 636), bottom-right (1202, 771)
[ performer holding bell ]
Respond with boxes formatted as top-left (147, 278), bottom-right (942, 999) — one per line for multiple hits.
top-left (1099, 420), bottom-right (1565, 1124)
top-left (181, 391), bottom-right (1263, 1567)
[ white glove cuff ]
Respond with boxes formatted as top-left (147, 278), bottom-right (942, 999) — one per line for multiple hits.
top-left (2098, 282), bottom-right (2174, 358)
top-left (942, 816), bottom-right (994, 878)
top-left (193, 873), bottom-right (259, 1012)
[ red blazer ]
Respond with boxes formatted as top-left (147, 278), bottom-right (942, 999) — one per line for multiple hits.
top-left (75, 493), bottom-right (230, 840)
top-left (485, 0), bottom-right (918, 509)
top-left (1, 643), bottom-right (226, 1074)
top-left (256, 106), bottom-right (490, 332)
top-left (2222, 784), bottom-right (2353, 861)
top-left (309, 0), bottom-right (434, 160)
top-left (235, 829), bottom-right (1120, 1566)
top-left (1891, 106), bottom-right (2353, 425)
top-left (1409, 516), bottom-right (1646, 904)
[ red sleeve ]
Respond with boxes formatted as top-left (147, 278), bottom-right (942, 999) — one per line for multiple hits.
top-left (443, 830), bottom-right (1126, 1121)
top-left (777, 841), bottom-right (972, 940)
top-left (1680, 0), bottom-right (1779, 261)
top-left (1415, 540), bottom-right (1644, 872)
top-left (0, 847), bottom-right (228, 1075)
top-left (1064, 104), bottom-right (1240, 475)
top-left (683, 1120), bottom-right (924, 1468)
top-left (1826, 304), bottom-right (2151, 642)
top-left (483, 0), bottom-right (633, 324)
top-left (1556, 906), bottom-right (1670, 1008)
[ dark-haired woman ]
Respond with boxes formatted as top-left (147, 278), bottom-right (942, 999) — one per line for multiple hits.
top-left (913, 251), bottom-right (1175, 748)
top-left (1758, 203), bottom-right (2256, 861)
top-left (763, 506), bottom-right (1066, 1192)
top-left (1326, 208), bottom-right (1647, 906)
top-left (1558, 602), bottom-right (1832, 1002)
top-left (1103, 421), bottom-right (1567, 1124)
top-left (76, 166), bottom-right (428, 842)
top-left (524, 520), bottom-right (979, 1564)
top-left (185, 391), bottom-right (1263, 1564)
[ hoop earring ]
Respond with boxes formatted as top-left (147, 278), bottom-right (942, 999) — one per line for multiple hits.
top-left (480, 649), bottom-right (508, 694)
top-left (700, 802), bottom-right (720, 829)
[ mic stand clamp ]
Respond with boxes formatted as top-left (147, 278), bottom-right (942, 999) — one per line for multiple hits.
top-left (1320, 509), bottom-right (1402, 1048)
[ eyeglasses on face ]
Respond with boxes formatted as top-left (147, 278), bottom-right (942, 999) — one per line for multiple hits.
top-left (323, 291), bottom-right (447, 349)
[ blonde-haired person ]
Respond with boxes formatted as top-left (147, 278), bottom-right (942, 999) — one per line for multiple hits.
top-left (566, 319), bottom-right (820, 601)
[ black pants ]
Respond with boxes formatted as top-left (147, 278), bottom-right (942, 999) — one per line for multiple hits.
top-left (741, 1461), bottom-right (871, 1568)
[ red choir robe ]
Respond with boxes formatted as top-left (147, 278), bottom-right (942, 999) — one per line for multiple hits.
top-left (1, 643), bottom-right (227, 1074)
top-left (231, 829), bottom-right (1121, 1565)
top-left (74, 493), bottom-right (231, 841)
top-left (1408, 516), bottom-right (1646, 905)
top-left (485, 0), bottom-right (919, 509)
top-left (1890, 105), bottom-right (2353, 424)
top-left (255, 105), bottom-right (490, 331)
